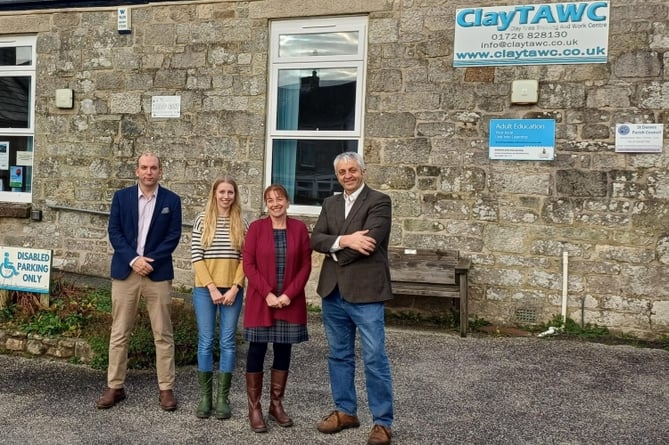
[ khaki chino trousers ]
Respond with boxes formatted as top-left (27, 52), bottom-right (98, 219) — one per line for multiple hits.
top-left (107, 272), bottom-right (175, 390)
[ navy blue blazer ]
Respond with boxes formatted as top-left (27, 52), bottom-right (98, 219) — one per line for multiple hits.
top-left (108, 184), bottom-right (182, 281)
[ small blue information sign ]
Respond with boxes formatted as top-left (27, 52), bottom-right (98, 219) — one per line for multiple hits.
top-left (489, 119), bottom-right (556, 160)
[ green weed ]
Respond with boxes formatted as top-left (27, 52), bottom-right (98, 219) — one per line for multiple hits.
top-left (539, 314), bottom-right (609, 339)
top-left (385, 309), bottom-right (458, 330)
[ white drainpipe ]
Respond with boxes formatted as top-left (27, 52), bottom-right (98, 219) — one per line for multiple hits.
top-left (561, 250), bottom-right (569, 325)
top-left (538, 250), bottom-right (568, 338)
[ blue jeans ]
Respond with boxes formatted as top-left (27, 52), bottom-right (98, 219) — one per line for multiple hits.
top-left (322, 288), bottom-right (394, 427)
top-left (192, 287), bottom-right (243, 373)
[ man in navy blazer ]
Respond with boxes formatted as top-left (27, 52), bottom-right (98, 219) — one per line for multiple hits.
top-left (96, 153), bottom-right (183, 411)
top-left (311, 152), bottom-right (394, 445)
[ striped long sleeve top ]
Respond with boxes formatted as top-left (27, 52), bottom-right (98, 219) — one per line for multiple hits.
top-left (191, 213), bottom-right (248, 288)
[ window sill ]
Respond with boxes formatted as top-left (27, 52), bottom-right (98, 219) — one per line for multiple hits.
top-left (0, 203), bottom-right (31, 218)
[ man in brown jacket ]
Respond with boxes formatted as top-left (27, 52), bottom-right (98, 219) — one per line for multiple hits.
top-left (311, 152), bottom-right (394, 445)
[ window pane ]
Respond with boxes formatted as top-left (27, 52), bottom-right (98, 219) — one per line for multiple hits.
top-left (271, 139), bottom-right (357, 205)
top-left (0, 136), bottom-right (33, 193)
top-left (279, 31), bottom-right (359, 58)
top-left (0, 76), bottom-right (31, 128)
top-left (277, 68), bottom-right (356, 131)
top-left (0, 46), bottom-right (32, 66)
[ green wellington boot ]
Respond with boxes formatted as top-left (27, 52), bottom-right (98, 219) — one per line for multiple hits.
top-left (215, 372), bottom-right (233, 419)
top-left (196, 371), bottom-right (213, 419)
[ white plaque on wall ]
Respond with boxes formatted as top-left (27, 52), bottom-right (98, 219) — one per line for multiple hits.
top-left (151, 96), bottom-right (181, 118)
top-left (615, 124), bottom-right (664, 153)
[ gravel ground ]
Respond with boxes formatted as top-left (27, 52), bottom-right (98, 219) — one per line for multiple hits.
top-left (1, 315), bottom-right (668, 445)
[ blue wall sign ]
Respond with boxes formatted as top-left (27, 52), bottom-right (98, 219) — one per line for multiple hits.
top-left (489, 119), bottom-right (556, 160)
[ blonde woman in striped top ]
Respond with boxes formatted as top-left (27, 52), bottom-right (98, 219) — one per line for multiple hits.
top-left (191, 176), bottom-right (248, 420)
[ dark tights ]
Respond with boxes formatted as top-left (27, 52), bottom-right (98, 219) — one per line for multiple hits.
top-left (246, 342), bottom-right (292, 373)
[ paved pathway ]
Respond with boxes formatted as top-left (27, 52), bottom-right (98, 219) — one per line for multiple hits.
top-left (1, 317), bottom-right (668, 444)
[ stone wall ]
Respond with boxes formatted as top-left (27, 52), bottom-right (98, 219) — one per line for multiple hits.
top-left (0, 0), bottom-right (668, 338)
top-left (0, 328), bottom-right (93, 364)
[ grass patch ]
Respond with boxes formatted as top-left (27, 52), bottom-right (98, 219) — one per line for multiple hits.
top-left (0, 276), bottom-right (104, 337)
top-left (78, 297), bottom-right (199, 370)
top-left (0, 275), bottom-right (199, 370)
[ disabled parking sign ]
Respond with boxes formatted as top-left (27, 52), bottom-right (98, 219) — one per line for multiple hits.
top-left (0, 246), bottom-right (52, 293)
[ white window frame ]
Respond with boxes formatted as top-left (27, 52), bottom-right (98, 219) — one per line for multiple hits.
top-left (0, 35), bottom-right (36, 204)
top-left (265, 16), bottom-right (368, 215)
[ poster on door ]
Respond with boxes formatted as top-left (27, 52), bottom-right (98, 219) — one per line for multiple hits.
top-left (0, 141), bottom-right (8, 170)
top-left (10, 166), bottom-right (23, 189)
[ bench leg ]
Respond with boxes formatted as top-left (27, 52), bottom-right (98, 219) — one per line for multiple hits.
top-left (459, 272), bottom-right (468, 338)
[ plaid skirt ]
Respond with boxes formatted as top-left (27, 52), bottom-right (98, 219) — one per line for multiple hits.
top-left (243, 319), bottom-right (308, 344)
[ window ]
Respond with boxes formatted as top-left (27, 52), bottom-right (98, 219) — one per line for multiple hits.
top-left (266, 16), bottom-right (367, 213)
top-left (0, 35), bottom-right (36, 203)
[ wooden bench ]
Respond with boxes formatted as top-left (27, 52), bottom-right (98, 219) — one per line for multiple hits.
top-left (388, 247), bottom-right (471, 337)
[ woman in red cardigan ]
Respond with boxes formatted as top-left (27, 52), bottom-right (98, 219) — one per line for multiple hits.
top-left (242, 184), bottom-right (312, 433)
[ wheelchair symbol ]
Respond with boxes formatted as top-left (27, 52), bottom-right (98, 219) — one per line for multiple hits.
top-left (0, 252), bottom-right (20, 279)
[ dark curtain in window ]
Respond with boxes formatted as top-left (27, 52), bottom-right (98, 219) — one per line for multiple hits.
top-left (0, 77), bottom-right (29, 128)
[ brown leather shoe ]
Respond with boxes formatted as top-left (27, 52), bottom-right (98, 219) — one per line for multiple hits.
top-left (96, 387), bottom-right (126, 409)
top-left (317, 410), bottom-right (360, 434)
top-left (159, 389), bottom-right (177, 411)
top-left (368, 424), bottom-right (392, 445)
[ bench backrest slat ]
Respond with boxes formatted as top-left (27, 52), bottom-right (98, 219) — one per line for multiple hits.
top-left (388, 248), bottom-right (459, 285)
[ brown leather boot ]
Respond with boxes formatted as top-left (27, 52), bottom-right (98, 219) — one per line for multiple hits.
top-left (159, 389), bottom-right (177, 411)
top-left (268, 368), bottom-right (293, 427)
top-left (96, 387), bottom-right (126, 409)
top-left (245, 372), bottom-right (267, 433)
top-left (368, 424), bottom-right (392, 445)
top-left (317, 410), bottom-right (360, 434)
